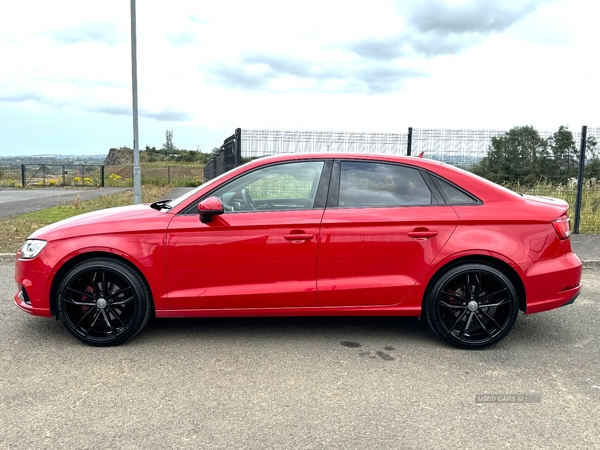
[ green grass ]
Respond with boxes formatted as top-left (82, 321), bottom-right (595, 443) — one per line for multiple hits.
top-left (0, 186), bottom-right (172, 253)
top-left (1, 181), bottom-right (598, 254)
top-left (504, 181), bottom-right (600, 234)
top-left (104, 163), bottom-right (205, 188)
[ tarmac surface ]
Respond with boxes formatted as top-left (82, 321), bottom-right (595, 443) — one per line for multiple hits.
top-left (0, 187), bottom-right (133, 219)
top-left (1, 192), bottom-right (599, 448)
top-left (1, 261), bottom-right (600, 449)
top-left (0, 187), bottom-right (598, 263)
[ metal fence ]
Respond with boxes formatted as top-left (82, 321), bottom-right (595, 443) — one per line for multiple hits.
top-left (240, 129), bottom-right (408, 158)
top-left (239, 127), bottom-right (600, 170)
top-left (204, 128), bottom-right (242, 181)
top-left (0, 164), bottom-right (204, 188)
top-left (0, 165), bottom-right (22, 188)
top-left (1, 127), bottom-right (598, 232)
top-left (9, 164), bottom-right (105, 188)
top-left (410, 129), bottom-right (510, 168)
top-left (210, 126), bottom-right (600, 233)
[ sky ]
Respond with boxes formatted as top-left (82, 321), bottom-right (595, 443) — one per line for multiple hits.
top-left (0, 0), bottom-right (598, 156)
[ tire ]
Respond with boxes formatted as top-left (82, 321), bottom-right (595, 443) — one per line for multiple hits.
top-left (425, 263), bottom-right (519, 349)
top-left (56, 258), bottom-right (151, 346)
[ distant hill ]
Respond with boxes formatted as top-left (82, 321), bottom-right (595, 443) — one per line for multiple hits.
top-left (0, 154), bottom-right (106, 166)
top-left (0, 147), bottom-right (215, 167)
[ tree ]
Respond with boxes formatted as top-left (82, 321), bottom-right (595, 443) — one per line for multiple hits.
top-left (471, 125), bottom-right (599, 186)
top-left (547, 126), bottom-right (578, 180)
top-left (472, 125), bottom-right (550, 185)
top-left (162, 130), bottom-right (177, 157)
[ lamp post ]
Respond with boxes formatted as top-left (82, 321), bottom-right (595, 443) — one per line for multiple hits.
top-left (130, 0), bottom-right (141, 204)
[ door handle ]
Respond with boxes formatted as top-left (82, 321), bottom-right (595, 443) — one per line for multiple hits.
top-left (284, 233), bottom-right (314, 242)
top-left (408, 230), bottom-right (438, 239)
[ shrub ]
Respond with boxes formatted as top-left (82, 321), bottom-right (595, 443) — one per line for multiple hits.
top-left (107, 173), bottom-right (122, 187)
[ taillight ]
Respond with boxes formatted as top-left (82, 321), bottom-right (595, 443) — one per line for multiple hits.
top-left (552, 214), bottom-right (571, 239)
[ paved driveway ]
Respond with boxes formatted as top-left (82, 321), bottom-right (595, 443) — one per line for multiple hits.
top-left (1, 261), bottom-right (599, 449)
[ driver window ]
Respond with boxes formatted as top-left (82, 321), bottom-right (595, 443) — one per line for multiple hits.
top-left (210, 161), bottom-right (325, 212)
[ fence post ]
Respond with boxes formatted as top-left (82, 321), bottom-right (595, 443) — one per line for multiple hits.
top-left (235, 128), bottom-right (242, 166)
top-left (21, 164), bottom-right (25, 188)
top-left (573, 126), bottom-right (587, 234)
top-left (63, 165), bottom-right (66, 186)
top-left (407, 127), bottom-right (412, 156)
top-left (101, 166), bottom-right (105, 187)
top-left (168, 166), bottom-right (171, 185)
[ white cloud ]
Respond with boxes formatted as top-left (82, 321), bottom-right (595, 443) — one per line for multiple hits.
top-left (0, 0), bottom-right (598, 156)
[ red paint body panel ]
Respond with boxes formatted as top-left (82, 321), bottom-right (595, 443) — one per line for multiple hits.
top-left (317, 206), bottom-right (458, 307)
top-left (14, 153), bottom-right (582, 337)
top-left (14, 205), bottom-right (173, 314)
top-left (165, 210), bottom-right (324, 309)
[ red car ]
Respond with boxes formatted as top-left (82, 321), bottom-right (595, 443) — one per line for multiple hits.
top-left (14, 154), bottom-right (582, 348)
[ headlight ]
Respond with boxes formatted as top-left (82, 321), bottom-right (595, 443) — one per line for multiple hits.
top-left (19, 239), bottom-right (48, 259)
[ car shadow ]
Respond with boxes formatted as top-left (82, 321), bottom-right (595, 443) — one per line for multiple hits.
top-left (14, 309), bottom-right (580, 352)
top-left (141, 315), bottom-right (435, 346)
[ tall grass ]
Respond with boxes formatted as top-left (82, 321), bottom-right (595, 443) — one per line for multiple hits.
top-left (504, 181), bottom-right (600, 234)
top-left (104, 164), bottom-right (204, 188)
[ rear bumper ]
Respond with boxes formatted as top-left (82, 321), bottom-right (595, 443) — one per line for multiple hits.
top-left (524, 252), bottom-right (582, 314)
top-left (560, 291), bottom-right (580, 308)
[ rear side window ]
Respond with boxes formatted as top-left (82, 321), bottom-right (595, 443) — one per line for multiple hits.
top-left (337, 161), bottom-right (434, 207)
top-left (432, 176), bottom-right (479, 205)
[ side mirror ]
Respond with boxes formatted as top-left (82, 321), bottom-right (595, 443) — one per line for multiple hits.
top-left (198, 196), bottom-right (224, 223)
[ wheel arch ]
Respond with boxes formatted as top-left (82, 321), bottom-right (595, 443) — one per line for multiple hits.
top-left (422, 255), bottom-right (526, 315)
top-left (49, 251), bottom-right (155, 318)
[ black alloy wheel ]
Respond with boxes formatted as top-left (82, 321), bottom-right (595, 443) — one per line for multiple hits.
top-left (425, 263), bottom-right (519, 349)
top-left (56, 258), bottom-right (151, 346)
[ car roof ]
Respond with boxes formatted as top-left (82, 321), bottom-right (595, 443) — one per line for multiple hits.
top-left (245, 152), bottom-right (461, 180)
top-left (247, 152), bottom-right (441, 165)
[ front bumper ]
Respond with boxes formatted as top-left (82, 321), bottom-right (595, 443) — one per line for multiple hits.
top-left (14, 254), bottom-right (53, 317)
top-left (14, 284), bottom-right (52, 317)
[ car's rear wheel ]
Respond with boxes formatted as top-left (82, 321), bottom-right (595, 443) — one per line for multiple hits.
top-left (56, 258), bottom-right (151, 346)
top-left (425, 263), bottom-right (519, 349)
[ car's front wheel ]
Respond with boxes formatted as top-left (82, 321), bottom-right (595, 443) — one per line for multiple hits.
top-left (425, 263), bottom-right (519, 349)
top-left (56, 258), bottom-right (151, 346)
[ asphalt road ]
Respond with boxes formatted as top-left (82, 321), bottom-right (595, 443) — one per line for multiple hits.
top-left (0, 187), bottom-right (132, 219)
top-left (1, 262), bottom-right (599, 449)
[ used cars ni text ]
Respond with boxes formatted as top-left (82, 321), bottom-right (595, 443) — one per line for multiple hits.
top-left (14, 153), bottom-right (582, 348)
